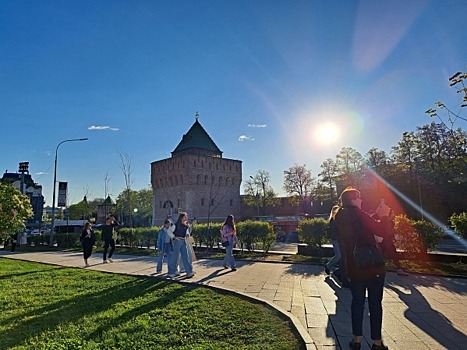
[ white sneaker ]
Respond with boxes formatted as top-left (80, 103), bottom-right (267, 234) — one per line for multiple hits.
top-left (85, 262), bottom-right (90, 267)
top-left (186, 272), bottom-right (194, 278)
top-left (168, 274), bottom-right (176, 278)
top-left (108, 258), bottom-right (113, 263)
top-left (103, 260), bottom-right (109, 264)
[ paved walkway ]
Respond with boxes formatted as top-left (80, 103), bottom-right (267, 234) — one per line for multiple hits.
top-left (1, 250), bottom-right (466, 350)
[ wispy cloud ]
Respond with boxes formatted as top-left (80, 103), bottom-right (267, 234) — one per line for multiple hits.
top-left (35, 171), bottom-right (47, 175)
top-left (88, 125), bottom-right (119, 131)
top-left (238, 135), bottom-right (255, 142)
top-left (248, 124), bottom-right (267, 128)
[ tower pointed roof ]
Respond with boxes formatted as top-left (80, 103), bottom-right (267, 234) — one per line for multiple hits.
top-left (172, 115), bottom-right (222, 158)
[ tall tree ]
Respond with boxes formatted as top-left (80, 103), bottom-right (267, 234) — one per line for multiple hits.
top-left (283, 164), bottom-right (315, 210)
top-left (117, 149), bottom-right (134, 227)
top-left (243, 170), bottom-right (279, 216)
top-left (318, 158), bottom-right (339, 200)
top-left (335, 147), bottom-right (366, 189)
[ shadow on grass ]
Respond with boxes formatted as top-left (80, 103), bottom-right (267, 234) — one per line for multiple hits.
top-left (0, 268), bottom-right (189, 349)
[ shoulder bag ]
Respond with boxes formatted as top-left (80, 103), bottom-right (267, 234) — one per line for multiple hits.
top-left (352, 214), bottom-right (384, 270)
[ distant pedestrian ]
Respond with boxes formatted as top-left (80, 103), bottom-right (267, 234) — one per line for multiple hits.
top-left (156, 219), bottom-right (175, 273)
top-left (334, 188), bottom-right (390, 350)
top-left (102, 216), bottom-right (120, 263)
top-left (10, 233), bottom-right (17, 252)
top-left (221, 214), bottom-right (237, 271)
top-left (325, 205), bottom-right (341, 275)
top-left (168, 212), bottom-right (194, 278)
top-left (80, 222), bottom-right (95, 267)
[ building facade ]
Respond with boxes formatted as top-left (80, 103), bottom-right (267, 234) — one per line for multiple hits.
top-left (151, 118), bottom-right (242, 225)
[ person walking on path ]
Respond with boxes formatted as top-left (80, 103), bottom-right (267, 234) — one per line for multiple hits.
top-left (80, 222), bottom-right (95, 267)
top-left (334, 188), bottom-right (390, 350)
top-left (221, 214), bottom-right (237, 271)
top-left (168, 212), bottom-right (194, 278)
top-left (325, 205), bottom-right (341, 275)
top-left (102, 216), bottom-right (120, 263)
top-left (156, 219), bottom-right (175, 273)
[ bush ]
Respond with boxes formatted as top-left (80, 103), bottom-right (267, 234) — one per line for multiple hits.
top-left (192, 223), bottom-right (222, 248)
top-left (237, 221), bottom-right (275, 253)
top-left (55, 232), bottom-right (81, 249)
top-left (449, 212), bottom-right (467, 239)
top-left (297, 218), bottom-right (328, 252)
top-left (394, 215), bottom-right (444, 255)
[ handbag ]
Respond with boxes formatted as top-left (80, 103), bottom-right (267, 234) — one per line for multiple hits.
top-left (221, 240), bottom-right (229, 247)
top-left (352, 215), bottom-right (384, 270)
top-left (353, 244), bottom-right (384, 269)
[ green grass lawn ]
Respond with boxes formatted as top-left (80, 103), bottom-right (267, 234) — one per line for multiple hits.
top-left (0, 258), bottom-right (304, 350)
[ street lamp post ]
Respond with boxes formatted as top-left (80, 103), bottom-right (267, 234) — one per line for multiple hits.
top-left (49, 138), bottom-right (88, 246)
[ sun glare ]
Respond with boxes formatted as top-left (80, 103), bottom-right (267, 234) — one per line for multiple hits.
top-left (314, 123), bottom-right (340, 145)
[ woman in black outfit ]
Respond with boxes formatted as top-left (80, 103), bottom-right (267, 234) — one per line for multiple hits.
top-left (80, 222), bottom-right (95, 267)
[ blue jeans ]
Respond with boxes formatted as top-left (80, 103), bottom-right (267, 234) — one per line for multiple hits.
top-left (222, 241), bottom-right (236, 268)
top-left (156, 242), bottom-right (173, 273)
top-left (169, 239), bottom-right (192, 275)
top-left (349, 274), bottom-right (385, 340)
top-left (326, 240), bottom-right (341, 270)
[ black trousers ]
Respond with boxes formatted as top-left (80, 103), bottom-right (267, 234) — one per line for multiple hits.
top-left (103, 239), bottom-right (115, 261)
top-left (82, 242), bottom-right (93, 260)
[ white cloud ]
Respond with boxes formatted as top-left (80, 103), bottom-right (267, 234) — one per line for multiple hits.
top-left (35, 171), bottom-right (46, 175)
top-left (88, 125), bottom-right (119, 131)
top-left (248, 124), bottom-right (267, 128)
top-left (238, 135), bottom-right (255, 142)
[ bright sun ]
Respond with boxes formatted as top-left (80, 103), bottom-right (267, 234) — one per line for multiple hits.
top-left (314, 123), bottom-right (340, 145)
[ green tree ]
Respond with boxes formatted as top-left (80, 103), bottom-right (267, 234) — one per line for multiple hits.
top-left (318, 158), bottom-right (339, 201)
top-left (0, 183), bottom-right (33, 237)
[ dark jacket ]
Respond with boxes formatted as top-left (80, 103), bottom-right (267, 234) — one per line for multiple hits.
top-left (101, 222), bottom-right (119, 241)
top-left (334, 206), bottom-right (387, 280)
top-left (80, 229), bottom-right (95, 246)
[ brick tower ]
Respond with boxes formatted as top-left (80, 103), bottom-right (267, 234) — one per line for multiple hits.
top-left (151, 116), bottom-right (242, 225)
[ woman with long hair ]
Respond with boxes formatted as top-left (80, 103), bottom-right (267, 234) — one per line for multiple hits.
top-left (80, 222), bottom-right (95, 267)
top-left (334, 188), bottom-right (390, 350)
top-left (168, 212), bottom-right (194, 278)
top-left (221, 214), bottom-right (237, 271)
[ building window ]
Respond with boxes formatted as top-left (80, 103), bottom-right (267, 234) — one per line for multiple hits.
top-left (211, 198), bottom-right (214, 206)
top-left (204, 175), bottom-right (208, 185)
top-left (196, 174), bottom-right (200, 184)
top-left (230, 199), bottom-right (233, 207)
top-left (180, 175), bottom-right (183, 184)
top-left (177, 199), bottom-right (181, 208)
top-left (219, 176), bottom-right (222, 185)
top-left (194, 160), bottom-right (196, 167)
top-left (201, 198), bottom-right (204, 206)
top-left (175, 177), bottom-right (178, 185)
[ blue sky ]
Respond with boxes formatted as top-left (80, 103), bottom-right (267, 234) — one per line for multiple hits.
top-left (1, 0), bottom-right (466, 206)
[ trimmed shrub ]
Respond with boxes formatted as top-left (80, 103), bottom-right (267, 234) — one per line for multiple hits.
top-left (297, 218), bottom-right (328, 253)
top-left (449, 212), bottom-right (467, 239)
top-left (394, 215), bottom-right (443, 255)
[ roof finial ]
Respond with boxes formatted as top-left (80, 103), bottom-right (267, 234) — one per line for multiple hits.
top-left (195, 111), bottom-right (199, 121)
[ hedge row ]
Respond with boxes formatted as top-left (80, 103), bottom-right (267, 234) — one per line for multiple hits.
top-left (297, 215), bottom-right (445, 256)
top-left (23, 221), bottom-right (276, 253)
